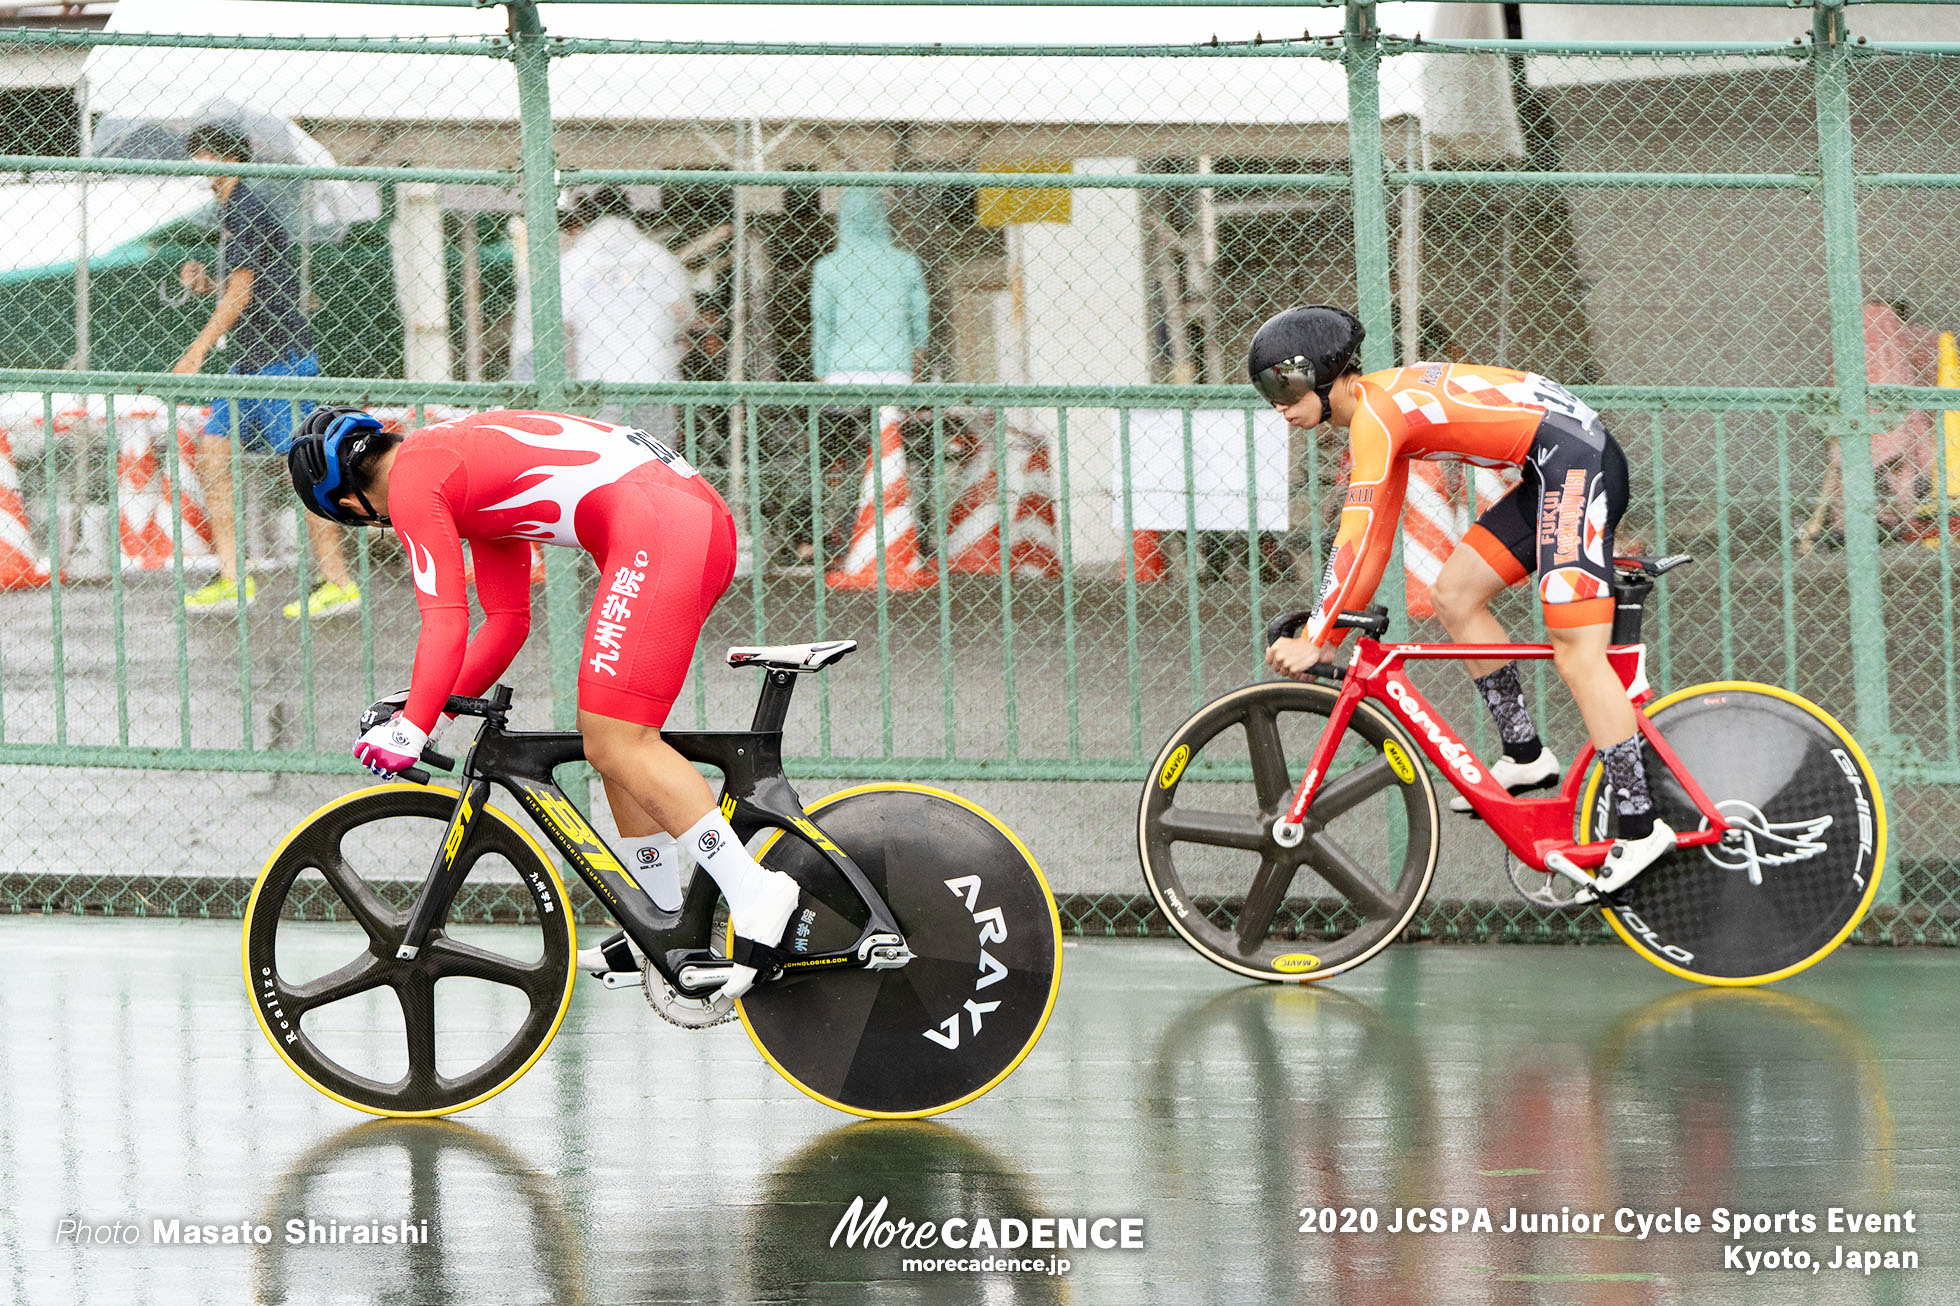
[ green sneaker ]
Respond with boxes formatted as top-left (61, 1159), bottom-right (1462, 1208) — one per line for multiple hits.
top-left (284, 580), bottom-right (362, 620)
top-left (184, 576), bottom-right (256, 612)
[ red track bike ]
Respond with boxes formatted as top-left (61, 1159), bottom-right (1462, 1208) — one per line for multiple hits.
top-left (1138, 556), bottom-right (1886, 986)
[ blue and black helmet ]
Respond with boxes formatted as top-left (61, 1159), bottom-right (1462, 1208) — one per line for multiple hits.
top-left (287, 406), bottom-right (394, 525)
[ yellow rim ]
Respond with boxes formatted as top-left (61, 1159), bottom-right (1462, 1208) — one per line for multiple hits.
top-left (242, 782), bottom-right (579, 1118)
top-left (738, 782), bottom-right (1064, 1118)
top-left (1137, 681), bottom-right (1440, 984)
top-left (1580, 680), bottom-right (1888, 987)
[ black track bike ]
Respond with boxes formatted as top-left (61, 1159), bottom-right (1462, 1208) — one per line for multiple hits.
top-left (244, 640), bottom-right (1062, 1118)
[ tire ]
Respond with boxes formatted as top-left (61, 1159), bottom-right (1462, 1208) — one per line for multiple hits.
top-left (1579, 681), bottom-right (1887, 985)
top-left (1138, 681), bottom-right (1441, 983)
top-left (740, 784), bottom-right (1062, 1118)
top-left (242, 785), bottom-right (578, 1116)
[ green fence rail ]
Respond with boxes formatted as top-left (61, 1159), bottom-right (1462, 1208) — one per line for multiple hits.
top-left (2, 1), bottom-right (1958, 942)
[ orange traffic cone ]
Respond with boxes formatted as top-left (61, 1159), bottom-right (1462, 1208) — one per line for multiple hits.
top-left (1402, 461), bottom-right (1462, 619)
top-left (116, 419), bottom-right (175, 571)
top-left (0, 429), bottom-right (52, 589)
top-left (1005, 435), bottom-right (1061, 578)
top-left (945, 438), bottom-right (1004, 574)
top-left (826, 408), bottom-right (937, 591)
top-left (167, 419), bottom-right (218, 557)
top-left (1131, 530), bottom-right (1168, 583)
top-left (950, 428), bottom-right (1063, 579)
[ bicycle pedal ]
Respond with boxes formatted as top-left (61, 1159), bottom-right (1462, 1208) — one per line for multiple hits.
top-left (1544, 851), bottom-right (1607, 902)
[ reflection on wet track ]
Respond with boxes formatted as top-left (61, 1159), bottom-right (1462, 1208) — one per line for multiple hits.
top-left (1, 920), bottom-right (1949, 1304)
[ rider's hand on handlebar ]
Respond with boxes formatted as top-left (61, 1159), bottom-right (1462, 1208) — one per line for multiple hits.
top-left (1266, 634), bottom-right (1330, 682)
top-left (354, 717), bottom-right (429, 778)
top-left (359, 689), bottom-right (452, 746)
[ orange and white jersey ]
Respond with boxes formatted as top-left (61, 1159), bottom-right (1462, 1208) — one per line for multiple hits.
top-left (1307, 364), bottom-right (1597, 647)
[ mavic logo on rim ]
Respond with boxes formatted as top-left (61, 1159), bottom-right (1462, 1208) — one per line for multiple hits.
top-left (1700, 799), bottom-right (1832, 885)
top-left (1384, 680), bottom-right (1482, 786)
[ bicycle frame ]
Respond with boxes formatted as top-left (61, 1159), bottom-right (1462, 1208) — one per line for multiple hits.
top-left (391, 676), bottom-right (904, 989)
top-left (1284, 639), bottom-right (1731, 874)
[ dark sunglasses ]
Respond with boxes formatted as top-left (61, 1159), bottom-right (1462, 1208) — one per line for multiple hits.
top-left (1251, 356), bottom-right (1318, 406)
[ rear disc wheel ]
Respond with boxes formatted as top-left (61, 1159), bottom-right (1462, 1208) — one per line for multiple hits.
top-left (740, 784), bottom-right (1062, 1118)
top-left (1581, 681), bottom-right (1886, 985)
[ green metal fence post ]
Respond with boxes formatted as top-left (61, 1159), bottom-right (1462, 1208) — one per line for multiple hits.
top-left (1345, 0), bottom-right (1407, 624)
top-left (510, 0), bottom-right (580, 732)
top-left (1814, 0), bottom-right (1897, 902)
top-left (1813, 1), bottom-right (1896, 771)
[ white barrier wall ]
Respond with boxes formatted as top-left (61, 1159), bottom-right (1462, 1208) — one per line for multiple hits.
top-left (1006, 158), bottom-right (1149, 570)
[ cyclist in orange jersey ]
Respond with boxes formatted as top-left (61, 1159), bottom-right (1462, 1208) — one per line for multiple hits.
top-left (1251, 305), bottom-right (1673, 894)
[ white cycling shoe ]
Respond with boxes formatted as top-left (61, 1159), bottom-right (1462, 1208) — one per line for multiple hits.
top-left (1449, 748), bottom-right (1561, 814)
top-left (1574, 819), bottom-right (1677, 904)
top-left (718, 870), bottom-right (804, 1002)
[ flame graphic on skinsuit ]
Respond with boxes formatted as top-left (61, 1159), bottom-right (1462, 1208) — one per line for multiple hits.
top-left (401, 530), bottom-right (439, 596)
top-left (475, 413), bottom-right (678, 546)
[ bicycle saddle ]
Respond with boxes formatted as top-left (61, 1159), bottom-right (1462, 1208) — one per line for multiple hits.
top-left (726, 640), bottom-right (858, 672)
top-left (1613, 554), bottom-right (1694, 579)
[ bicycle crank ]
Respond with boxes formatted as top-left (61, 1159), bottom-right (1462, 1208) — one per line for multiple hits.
top-left (644, 961), bottom-right (738, 1029)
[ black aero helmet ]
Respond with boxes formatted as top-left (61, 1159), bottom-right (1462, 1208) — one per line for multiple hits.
top-left (287, 405), bottom-right (392, 525)
top-left (1247, 305), bottom-right (1366, 414)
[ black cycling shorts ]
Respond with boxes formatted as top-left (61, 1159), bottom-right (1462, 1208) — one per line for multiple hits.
top-left (1461, 410), bottom-right (1629, 629)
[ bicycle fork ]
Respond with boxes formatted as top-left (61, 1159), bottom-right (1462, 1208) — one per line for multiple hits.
top-left (397, 774), bottom-right (496, 961)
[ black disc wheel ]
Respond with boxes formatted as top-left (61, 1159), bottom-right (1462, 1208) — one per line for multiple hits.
top-left (242, 785), bottom-right (577, 1116)
top-left (1579, 681), bottom-right (1886, 985)
top-left (1139, 681), bottom-right (1440, 983)
top-left (741, 784), bottom-right (1062, 1118)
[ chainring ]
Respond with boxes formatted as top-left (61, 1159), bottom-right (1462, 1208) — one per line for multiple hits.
top-left (643, 962), bottom-right (737, 1029)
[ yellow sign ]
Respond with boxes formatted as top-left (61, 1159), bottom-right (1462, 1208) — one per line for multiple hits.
top-left (1158, 745), bottom-right (1190, 790)
top-left (1940, 332), bottom-right (1960, 499)
top-left (1382, 740), bottom-right (1416, 785)
top-left (1273, 953), bottom-right (1322, 974)
top-left (977, 160), bottom-right (1072, 227)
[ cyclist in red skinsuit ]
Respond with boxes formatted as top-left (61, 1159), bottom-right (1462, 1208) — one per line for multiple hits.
top-left (287, 407), bottom-right (799, 997)
top-left (1247, 306), bottom-right (1674, 895)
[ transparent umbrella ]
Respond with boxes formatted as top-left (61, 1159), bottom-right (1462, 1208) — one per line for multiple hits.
top-left (88, 97), bottom-right (379, 239)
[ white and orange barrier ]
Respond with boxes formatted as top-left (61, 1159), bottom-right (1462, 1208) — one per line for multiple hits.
top-left (827, 407), bottom-right (937, 591)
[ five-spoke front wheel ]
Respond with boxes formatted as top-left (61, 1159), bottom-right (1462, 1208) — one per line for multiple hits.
top-left (243, 786), bottom-right (576, 1116)
top-left (1138, 681), bottom-right (1440, 982)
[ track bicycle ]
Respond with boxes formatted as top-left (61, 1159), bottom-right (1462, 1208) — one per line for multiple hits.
top-left (244, 639), bottom-right (1063, 1118)
top-left (1138, 556), bottom-right (1886, 986)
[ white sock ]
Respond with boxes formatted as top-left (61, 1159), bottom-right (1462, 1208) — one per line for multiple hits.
top-left (619, 832), bottom-right (684, 913)
top-left (680, 810), bottom-right (797, 944)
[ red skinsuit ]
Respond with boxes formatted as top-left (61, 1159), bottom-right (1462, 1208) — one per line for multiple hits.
top-left (385, 410), bottom-right (736, 732)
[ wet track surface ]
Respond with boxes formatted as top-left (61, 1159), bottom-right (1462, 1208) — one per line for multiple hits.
top-left (2, 923), bottom-right (1954, 1305)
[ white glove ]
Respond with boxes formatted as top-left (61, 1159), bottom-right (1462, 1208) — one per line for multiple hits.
top-left (354, 717), bottom-right (429, 778)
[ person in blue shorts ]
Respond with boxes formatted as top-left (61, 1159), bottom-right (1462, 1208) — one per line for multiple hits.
top-left (172, 123), bottom-right (359, 618)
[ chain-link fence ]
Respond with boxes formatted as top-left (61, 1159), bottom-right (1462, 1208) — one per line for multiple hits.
top-left (1, 0), bottom-right (1957, 943)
